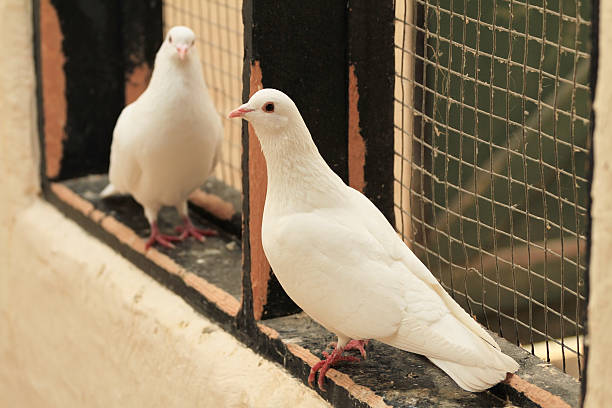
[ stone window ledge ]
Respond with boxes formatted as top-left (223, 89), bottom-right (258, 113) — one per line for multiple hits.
top-left (3, 198), bottom-right (330, 407)
top-left (43, 175), bottom-right (581, 408)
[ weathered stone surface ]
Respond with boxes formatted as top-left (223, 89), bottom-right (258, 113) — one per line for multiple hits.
top-left (63, 174), bottom-right (242, 300)
top-left (266, 313), bottom-right (509, 407)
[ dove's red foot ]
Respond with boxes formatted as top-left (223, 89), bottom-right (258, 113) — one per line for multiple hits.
top-left (308, 345), bottom-right (362, 391)
top-left (145, 221), bottom-right (181, 249)
top-left (175, 216), bottom-right (218, 242)
top-left (329, 339), bottom-right (370, 360)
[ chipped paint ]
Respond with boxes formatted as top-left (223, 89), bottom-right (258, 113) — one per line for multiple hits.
top-left (125, 63), bottom-right (151, 105)
top-left (348, 64), bottom-right (366, 193)
top-left (40, 0), bottom-right (66, 178)
top-left (257, 323), bottom-right (280, 340)
top-left (246, 60), bottom-right (270, 320)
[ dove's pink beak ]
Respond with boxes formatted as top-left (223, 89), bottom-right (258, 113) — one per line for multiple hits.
top-left (177, 46), bottom-right (188, 60)
top-left (228, 106), bottom-right (255, 119)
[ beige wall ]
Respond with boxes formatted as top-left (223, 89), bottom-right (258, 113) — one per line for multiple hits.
top-left (0, 1), bottom-right (328, 406)
top-left (0, 201), bottom-right (328, 408)
top-left (0, 0), bottom-right (40, 221)
top-left (585, 1), bottom-right (612, 406)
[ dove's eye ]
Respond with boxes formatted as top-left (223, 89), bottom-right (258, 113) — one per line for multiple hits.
top-left (168, 35), bottom-right (173, 43)
top-left (263, 103), bottom-right (275, 113)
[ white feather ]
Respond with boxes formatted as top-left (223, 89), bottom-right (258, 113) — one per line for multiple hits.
top-left (233, 88), bottom-right (519, 392)
top-left (104, 26), bottom-right (223, 225)
top-left (99, 183), bottom-right (119, 198)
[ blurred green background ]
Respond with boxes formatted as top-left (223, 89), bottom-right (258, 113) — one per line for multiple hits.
top-left (404, 0), bottom-right (591, 360)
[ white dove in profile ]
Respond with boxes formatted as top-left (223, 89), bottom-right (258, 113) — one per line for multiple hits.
top-left (102, 26), bottom-right (223, 249)
top-left (229, 89), bottom-right (519, 392)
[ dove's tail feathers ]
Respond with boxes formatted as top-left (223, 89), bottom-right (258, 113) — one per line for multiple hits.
top-left (100, 183), bottom-right (119, 198)
top-left (430, 350), bottom-right (519, 392)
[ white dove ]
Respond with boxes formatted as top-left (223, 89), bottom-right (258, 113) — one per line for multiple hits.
top-left (229, 89), bottom-right (519, 392)
top-left (101, 26), bottom-right (223, 249)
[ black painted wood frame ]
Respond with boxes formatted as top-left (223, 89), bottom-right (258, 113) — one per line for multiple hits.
top-left (239, 0), bottom-right (397, 323)
top-left (46, 0), bottom-right (162, 180)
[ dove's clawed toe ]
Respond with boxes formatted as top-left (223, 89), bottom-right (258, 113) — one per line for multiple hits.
top-left (328, 339), bottom-right (370, 360)
top-left (145, 217), bottom-right (219, 249)
top-left (145, 221), bottom-right (181, 249)
top-left (308, 343), bottom-right (365, 391)
top-left (175, 216), bottom-right (218, 242)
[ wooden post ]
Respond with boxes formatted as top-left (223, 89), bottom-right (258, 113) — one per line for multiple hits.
top-left (120, 0), bottom-right (163, 104)
top-left (45, 0), bottom-right (123, 179)
top-left (40, 0), bottom-right (162, 180)
top-left (240, 1), bottom-right (349, 323)
top-left (347, 0), bottom-right (396, 224)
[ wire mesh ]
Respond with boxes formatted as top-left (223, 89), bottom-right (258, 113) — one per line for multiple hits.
top-left (394, 0), bottom-right (591, 379)
top-left (163, 0), bottom-right (243, 191)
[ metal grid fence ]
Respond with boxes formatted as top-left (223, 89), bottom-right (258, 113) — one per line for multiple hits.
top-left (394, 0), bottom-right (591, 379)
top-left (163, 0), bottom-right (243, 190)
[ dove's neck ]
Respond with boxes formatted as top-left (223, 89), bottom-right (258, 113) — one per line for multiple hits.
top-left (146, 48), bottom-right (208, 98)
top-left (258, 122), bottom-right (347, 214)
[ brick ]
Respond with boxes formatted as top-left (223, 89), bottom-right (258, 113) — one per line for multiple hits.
top-left (145, 249), bottom-right (185, 278)
top-left (505, 374), bottom-right (571, 408)
top-left (188, 190), bottom-right (235, 221)
top-left (183, 273), bottom-right (240, 316)
top-left (50, 183), bottom-right (93, 216)
top-left (257, 323), bottom-right (280, 340)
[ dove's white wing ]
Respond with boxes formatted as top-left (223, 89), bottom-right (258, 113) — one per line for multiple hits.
top-left (264, 195), bottom-right (504, 368)
top-left (342, 188), bottom-right (519, 390)
top-left (209, 133), bottom-right (223, 174)
top-left (107, 105), bottom-right (143, 195)
top-left (344, 187), bottom-right (500, 350)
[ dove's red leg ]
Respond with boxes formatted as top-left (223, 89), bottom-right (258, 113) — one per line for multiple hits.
top-left (308, 344), bottom-right (363, 391)
top-left (328, 339), bottom-right (370, 360)
top-left (175, 216), bottom-right (218, 242)
top-left (145, 221), bottom-right (181, 249)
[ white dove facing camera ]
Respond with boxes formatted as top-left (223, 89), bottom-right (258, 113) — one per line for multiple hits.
top-left (101, 26), bottom-right (223, 249)
top-left (229, 89), bottom-right (519, 392)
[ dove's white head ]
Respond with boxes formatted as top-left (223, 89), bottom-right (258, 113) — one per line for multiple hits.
top-left (228, 88), bottom-right (301, 133)
top-left (228, 88), bottom-right (315, 153)
top-left (229, 88), bottom-right (320, 166)
top-left (229, 88), bottom-right (347, 217)
top-left (228, 89), bottom-right (343, 198)
top-left (164, 26), bottom-right (196, 61)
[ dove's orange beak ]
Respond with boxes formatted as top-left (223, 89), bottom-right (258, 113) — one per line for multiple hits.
top-left (176, 45), bottom-right (188, 60)
top-left (228, 106), bottom-right (255, 119)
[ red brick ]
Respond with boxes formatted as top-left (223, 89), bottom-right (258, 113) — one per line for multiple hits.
top-left (50, 183), bottom-right (93, 216)
top-left (505, 374), bottom-right (571, 408)
top-left (188, 190), bottom-right (235, 221)
top-left (183, 273), bottom-right (240, 316)
top-left (145, 249), bottom-right (185, 278)
top-left (257, 323), bottom-right (280, 340)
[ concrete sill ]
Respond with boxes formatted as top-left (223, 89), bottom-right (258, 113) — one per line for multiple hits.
top-left (44, 175), bottom-right (580, 408)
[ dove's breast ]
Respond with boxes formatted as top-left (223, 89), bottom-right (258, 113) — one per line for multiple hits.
top-left (128, 93), bottom-right (223, 207)
top-left (261, 208), bottom-right (408, 341)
